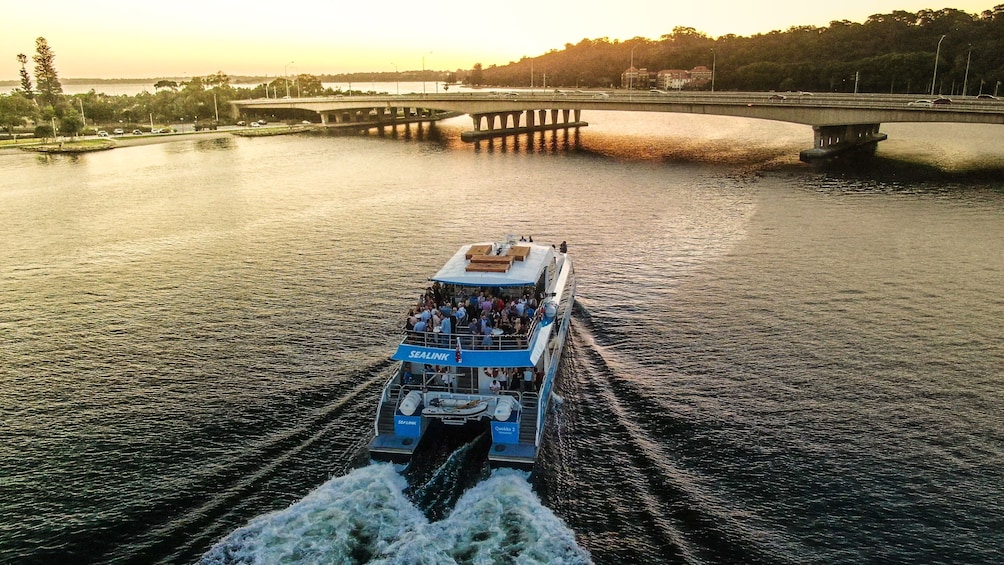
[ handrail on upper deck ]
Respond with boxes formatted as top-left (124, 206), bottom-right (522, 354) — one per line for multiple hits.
top-left (401, 319), bottom-right (538, 350)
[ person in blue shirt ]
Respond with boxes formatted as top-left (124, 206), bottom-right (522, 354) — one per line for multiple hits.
top-left (439, 315), bottom-right (451, 347)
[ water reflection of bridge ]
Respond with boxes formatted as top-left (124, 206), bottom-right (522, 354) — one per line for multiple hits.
top-left (231, 91), bottom-right (1004, 161)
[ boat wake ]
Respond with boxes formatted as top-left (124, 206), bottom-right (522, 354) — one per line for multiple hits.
top-left (197, 462), bottom-right (591, 564)
top-left (404, 428), bottom-right (492, 521)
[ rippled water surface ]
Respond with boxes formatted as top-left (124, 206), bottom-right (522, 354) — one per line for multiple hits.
top-left (2, 113), bottom-right (1003, 564)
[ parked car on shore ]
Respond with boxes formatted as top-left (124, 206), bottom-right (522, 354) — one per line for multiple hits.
top-left (97, 130), bottom-right (108, 137)
top-left (112, 128), bottom-right (125, 134)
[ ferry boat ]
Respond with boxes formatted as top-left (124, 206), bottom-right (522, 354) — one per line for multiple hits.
top-left (369, 235), bottom-right (575, 469)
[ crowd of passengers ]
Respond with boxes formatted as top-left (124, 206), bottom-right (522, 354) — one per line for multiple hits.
top-left (404, 281), bottom-right (542, 347)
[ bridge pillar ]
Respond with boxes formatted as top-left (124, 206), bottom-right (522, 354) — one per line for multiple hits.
top-left (461, 109), bottom-right (588, 142)
top-left (800, 123), bottom-right (888, 162)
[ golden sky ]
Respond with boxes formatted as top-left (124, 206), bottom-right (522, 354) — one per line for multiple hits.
top-left (2, 1), bottom-right (996, 80)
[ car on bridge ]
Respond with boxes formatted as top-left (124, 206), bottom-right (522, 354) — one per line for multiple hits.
top-left (908, 99), bottom-right (934, 107)
top-left (933, 97), bottom-right (952, 105)
top-left (768, 94), bottom-right (786, 101)
top-left (976, 94), bottom-right (997, 100)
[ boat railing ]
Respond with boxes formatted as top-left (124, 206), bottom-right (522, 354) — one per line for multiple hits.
top-left (401, 318), bottom-right (540, 351)
top-left (395, 383), bottom-right (533, 404)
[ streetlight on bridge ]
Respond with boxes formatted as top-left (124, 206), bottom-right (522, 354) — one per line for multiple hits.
top-left (628, 45), bottom-right (637, 92)
top-left (284, 61), bottom-right (294, 98)
top-left (422, 52), bottom-right (433, 95)
top-left (711, 48), bottom-right (716, 93)
top-left (930, 35), bottom-right (946, 96)
top-left (963, 45), bottom-right (972, 96)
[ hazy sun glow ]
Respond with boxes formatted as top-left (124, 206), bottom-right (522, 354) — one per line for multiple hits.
top-left (2, 0), bottom-right (996, 80)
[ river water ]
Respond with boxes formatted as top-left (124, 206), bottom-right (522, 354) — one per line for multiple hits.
top-left (2, 110), bottom-right (1003, 565)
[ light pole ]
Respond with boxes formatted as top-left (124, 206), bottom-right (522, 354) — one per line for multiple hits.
top-left (422, 52), bottom-right (432, 95)
top-left (391, 63), bottom-right (399, 95)
top-left (711, 48), bottom-right (716, 92)
top-left (628, 45), bottom-right (637, 91)
top-left (963, 45), bottom-right (972, 96)
top-left (284, 61), bottom-right (294, 98)
top-left (931, 34), bottom-right (946, 96)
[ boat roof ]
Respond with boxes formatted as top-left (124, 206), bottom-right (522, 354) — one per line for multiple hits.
top-left (431, 240), bottom-right (556, 288)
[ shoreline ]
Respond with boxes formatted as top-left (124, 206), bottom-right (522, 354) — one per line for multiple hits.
top-left (2, 126), bottom-right (313, 154)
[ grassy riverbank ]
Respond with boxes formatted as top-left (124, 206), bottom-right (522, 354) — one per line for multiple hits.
top-left (2, 124), bottom-right (316, 154)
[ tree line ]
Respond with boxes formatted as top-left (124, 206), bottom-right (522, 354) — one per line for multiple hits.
top-left (0, 39), bottom-right (376, 139)
top-left (471, 6), bottom-right (1004, 95)
top-left (4, 8), bottom-right (1003, 138)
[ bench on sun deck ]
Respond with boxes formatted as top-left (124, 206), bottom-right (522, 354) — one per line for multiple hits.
top-left (466, 262), bottom-right (512, 272)
top-left (469, 255), bottom-right (514, 264)
top-left (506, 246), bottom-right (531, 261)
top-left (465, 244), bottom-right (493, 259)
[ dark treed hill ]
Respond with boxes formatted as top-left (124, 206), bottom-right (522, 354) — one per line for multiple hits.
top-left (472, 6), bottom-right (1004, 95)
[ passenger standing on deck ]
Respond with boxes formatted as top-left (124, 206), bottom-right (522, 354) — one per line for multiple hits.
top-left (442, 371), bottom-right (455, 392)
top-left (490, 379), bottom-right (501, 394)
top-left (469, 317), bottom-right (480, 348)
top-left (439, 314), bottom-right (451, 347)
top-left (522, 369), bottom-right (534, 392)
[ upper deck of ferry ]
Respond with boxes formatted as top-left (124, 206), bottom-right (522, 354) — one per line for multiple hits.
top-left (398, 238), bottom-right (565, 355)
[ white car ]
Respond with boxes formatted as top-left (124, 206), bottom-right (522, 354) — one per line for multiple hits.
top-left (97, 130), bottom-right (108, 137)
top-left (908, 99), bottom-right (934, 107)
top-left (250, 121), bottom-right (261, 128)
top-left (112, 128), bottom-right (125, 135)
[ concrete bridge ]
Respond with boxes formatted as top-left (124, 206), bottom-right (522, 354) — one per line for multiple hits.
top-left (231, 91), bottom-right (1004, 161)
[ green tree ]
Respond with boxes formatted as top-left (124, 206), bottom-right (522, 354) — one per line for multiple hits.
top-left (16, 53), bottom-right (34, 99)
top-left (0, 93), bottom-right (36, 136)
top-left (204, 71), bottom-right (231, 89)
top-left (59, 108), bottom-right (83, 136)
top-left (32, 37), bottom-right (62, 107)
top-left (154, 80), bottom-right (179, 90)
top-left (294, 74), bottom-right (324, 96)
top-left (469, 63), bottom-right (484, 86)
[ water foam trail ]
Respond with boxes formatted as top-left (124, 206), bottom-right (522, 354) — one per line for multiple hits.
top-left (408, 432), bottom-right (491, 521)
top-left (198, 464), bottom-right (591, 564)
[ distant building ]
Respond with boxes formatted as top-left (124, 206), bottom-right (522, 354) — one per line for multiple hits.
top-left (689, 65), bottom-right (713, 85)
top-left (653, 65), bottom-right (714, 91)
top-left (656, 69), bottom-right (690, 91)
top-left (621, 67), bottom-right (651, 90)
